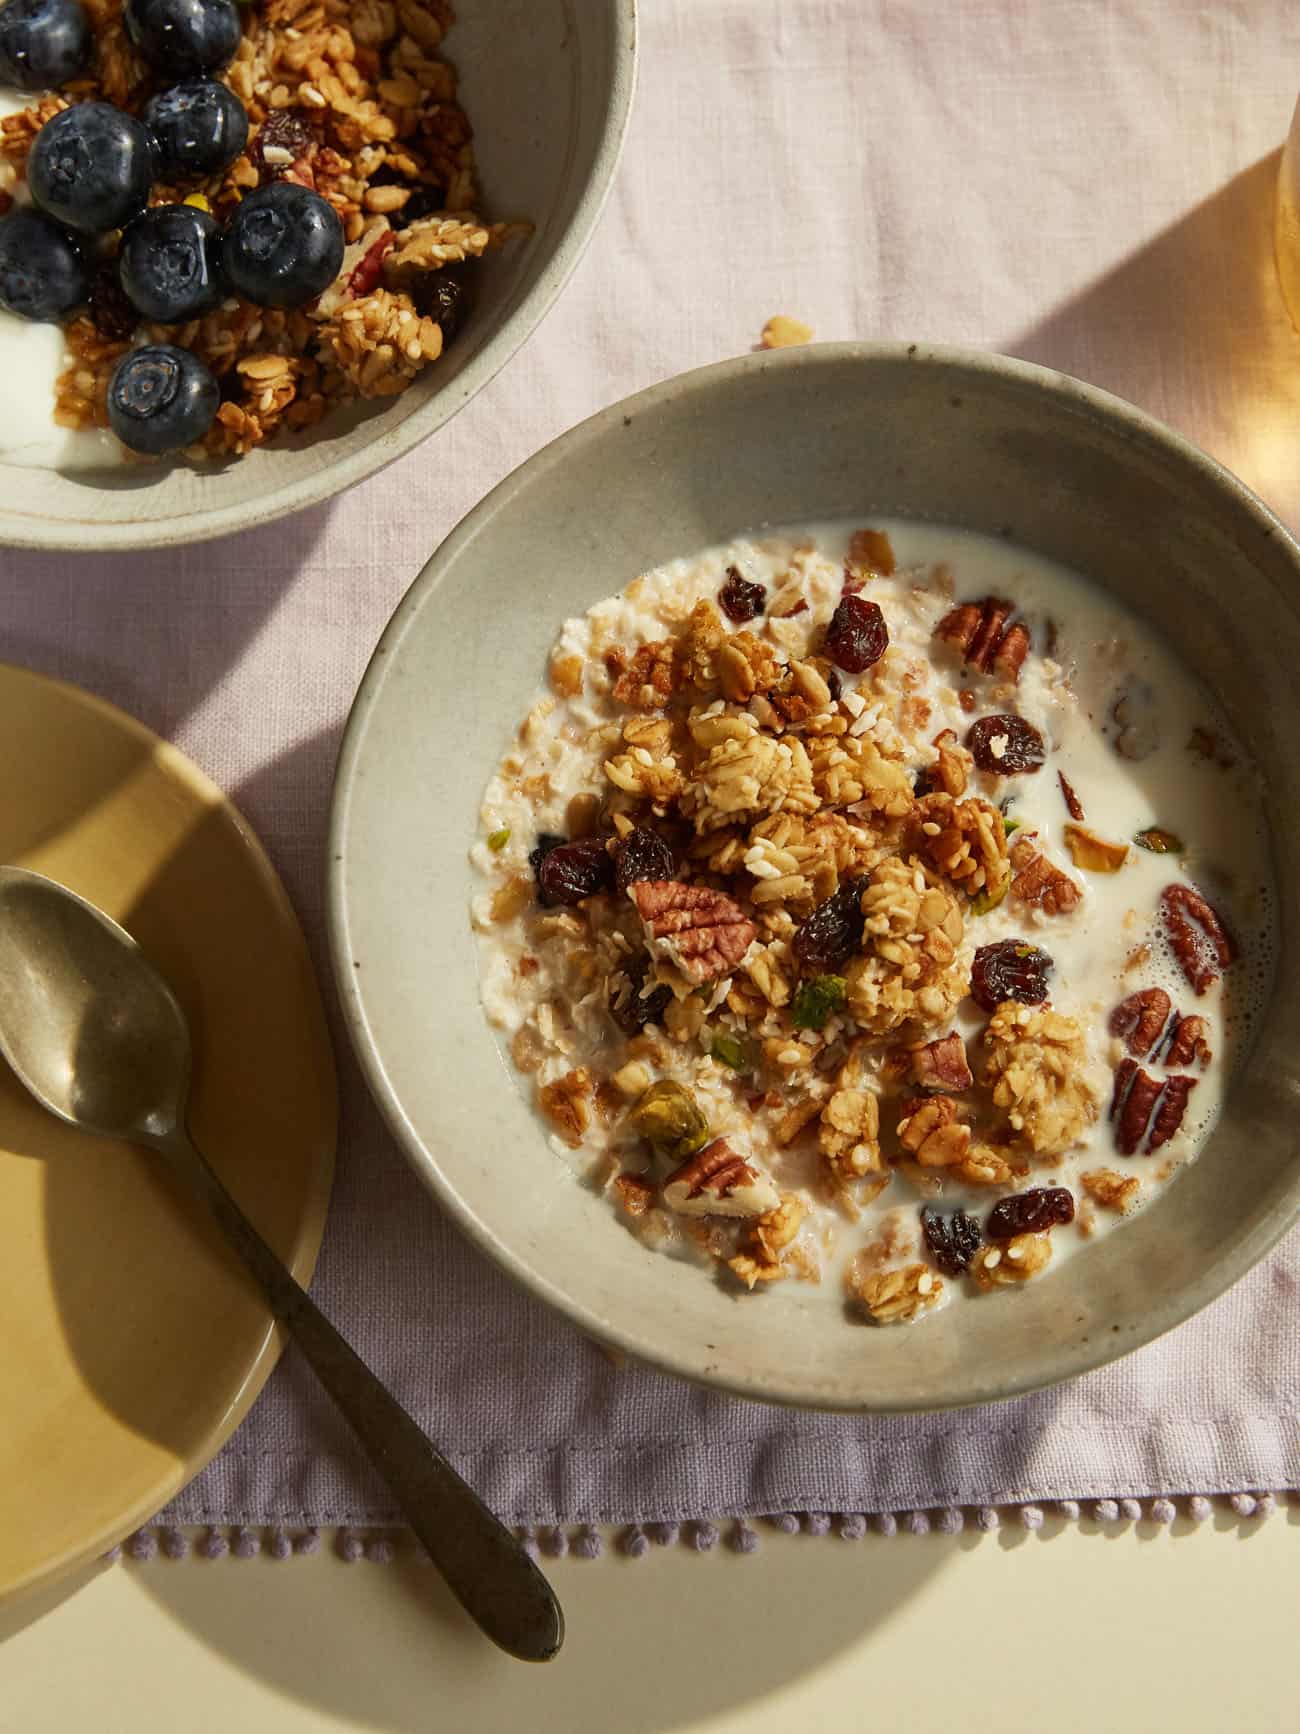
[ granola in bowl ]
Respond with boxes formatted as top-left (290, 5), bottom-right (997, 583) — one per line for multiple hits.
top-left (0, 0), bottom-right (519, 466)
top-left (471, 520), bottom-right (1274, 1326)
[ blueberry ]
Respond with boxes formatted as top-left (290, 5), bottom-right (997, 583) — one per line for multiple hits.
top-left (107, 343), bottom-right (218, 454)
top-left (145, 79), bottom-right (248, 178)
top-left (28, 101), bottom-right (155, 234)
top-left (0, 207), bottom-right (88, 319)
top-left (223, 181), bottom-right (343, 309)
top-left (0, 0), bottom-right (91, 90)
top-left (123, 0), bottom-right (240, 78)
top-left (118, 203), bottom-right (224, 322)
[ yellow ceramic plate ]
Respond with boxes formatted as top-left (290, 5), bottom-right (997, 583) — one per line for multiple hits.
top-left (0, 666), bottom-right (336, 1602)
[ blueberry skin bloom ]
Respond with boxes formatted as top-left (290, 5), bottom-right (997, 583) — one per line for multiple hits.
top-left (145, 78), bottom-right (249, 178)
top-left (119, 203), bottom-right (224, 322)
top-left (0, 207), bottom-right (89, 320)
top-left (223, 182), bottom-right (344, 310)
top-left (123, 0), bottom-right (241, 78)
top-left (108, 343), bottom-right (218, 454)
top-left (0, 0), bottom-right (92, 90)
top-left (28, 102), bottom-right (156, 234)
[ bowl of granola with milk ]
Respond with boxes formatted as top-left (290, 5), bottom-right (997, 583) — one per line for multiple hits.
top-left (331, 343), bottom-right (1300, 1412)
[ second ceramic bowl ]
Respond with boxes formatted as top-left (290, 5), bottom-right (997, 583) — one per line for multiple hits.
top-left (329, 343), bottom-right (1300, 1412)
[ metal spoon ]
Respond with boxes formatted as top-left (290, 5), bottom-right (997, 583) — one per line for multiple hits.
top-left (0, 865), bottom-right (563, 1663)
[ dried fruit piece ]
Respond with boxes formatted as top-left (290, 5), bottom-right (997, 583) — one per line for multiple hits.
top-left (1111, 1059), bottom-right (1163, 1156)
top-left (1160, 884), bottom-right (1235, 996)
top-left (791, 974), bottom-right (847, 1030)
top-left (986, 1186), bottom-right (1074, 1238)
top-left (631, 880), bottom-right (757, 982)
top-left (608, 962), bottom-right (672, 1036)
top-left (528, 830), bottom-right (564, 878)
top-left (792, 876), bottom-right (867, 973)
top-left (1063, 824), bottom-right (1129, 874)
top-left (824, 595), bottom-right (889, 673)
top-left (661, 1137), bottom-right (779, 1218)
top-left (1134, 826), bottom-right (1183, 855)
top-left (1165, 1014), bottom-right (1212, 1068)
top-left (910, 1031), bottom-right (973, 1092)
top-left (538, 837), bottom-right (614, 906)
top-left (628, 1079), bottom-right (709, 1162)
top-left (1080, 1168), bottom-right (1140, 1212)
top-left (612, 826), bottom-right (675, 892)
top-left (1058, 772), bottom-right (1084, 820)
top-left (1146, 1074), bottom-right (1197, 1153)
top-left (966, 714), bottom-right (1046, 775)
top-left (1109, 987), bottom-right (1172, 1059)
top-left (252, 108), bottom-right (316, 180)
top-left (718, 566), bottom-right (766, 623)
top-left (921, 1206), bottom-right (982, 1276)
top-left (970, 939), bottom-right (1053, 1013)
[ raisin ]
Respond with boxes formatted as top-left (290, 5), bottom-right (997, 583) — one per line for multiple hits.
top-left (399, 181), bottom-right (448, 224)
top-left (414, 267), bottom-right (468, 343)
top-left (611, 826), bottom-right (675, 892)
top-left (793, 877), bottom-right (867, 973)
top-left (609, 963), bottom-right (671, 1035)
top-left (824, 595), bottom-right (888, 673)
top-left (88, 261), bottom-right (137, 341)
top-left (970, 939), bottom-right (1053, 1012)
top-left (536, 837), bottom-right (613, 906)
top-left (252, 110), bottom-right (317, 179)
top-left (718, 566), bottom-right (766, 623)
top-left (528, 832), bottom-right (564, 884)
top-left (966, 714), bottom-right (1046, 774)
top-left (921, 1206), bottom-right (982, 1276)
top-left (986, 1187), bottom-right (1074, 1238)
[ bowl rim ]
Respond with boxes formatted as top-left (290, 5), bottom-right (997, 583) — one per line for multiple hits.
top-left (1, 0), bottom-right (639, 553)
top-left (328, 340), bottom-right (1300, 1412)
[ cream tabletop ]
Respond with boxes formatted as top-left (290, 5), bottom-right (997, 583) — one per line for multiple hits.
top-left (3, 1518), bottom-right (1297, 1731)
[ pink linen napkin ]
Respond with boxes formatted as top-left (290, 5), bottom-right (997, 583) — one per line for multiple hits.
top-left (3, 0), bottom-right (1297, 1538)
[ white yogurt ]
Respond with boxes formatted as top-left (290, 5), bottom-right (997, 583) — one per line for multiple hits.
top-left (471, 520), bottom-right (1275, 1316)
top-left (0, 90), bottom-right (123, 471)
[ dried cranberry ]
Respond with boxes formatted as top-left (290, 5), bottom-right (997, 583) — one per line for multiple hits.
top-left (986, 1187), bottom-right (1074, 1239)
top-left (612, 826), bottom-right (675, 893)
top-left (609, 962), bottom-right (671, 1035)
top-left (718, 566), bottom-right (766, 623)
top-left (793, 877), bottom-right (867, 973)
top-left (537, 837), bottom-right (613, 906)
top-left (970, 939), bottom-right (1053, 1012)
top-left (252, 110), bottom-right (317, 179)
top-left (528, 832), bottom-right (564, 883)
top-left (824, 595), bottom-right (888, 673)
top-left (921, 1206), bottom-right (982, 1276)
top-left (966, 714), bottom-right (1046, 775)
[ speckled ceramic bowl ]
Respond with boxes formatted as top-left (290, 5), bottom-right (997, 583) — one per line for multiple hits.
top-left (329, 343), bottom-right (1300, 1412)
top-left (0, 0), bottom-right (636, 552)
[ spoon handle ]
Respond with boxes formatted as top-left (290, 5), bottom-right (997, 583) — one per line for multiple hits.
top-left (165, 1132), bottom-right (563, 1663)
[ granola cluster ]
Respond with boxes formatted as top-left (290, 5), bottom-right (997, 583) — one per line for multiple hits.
top-left (0, 0), bottom-right (519, 458)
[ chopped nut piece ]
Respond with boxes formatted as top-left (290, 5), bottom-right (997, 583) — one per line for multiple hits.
top-left (1165, 1014), bottom-right (1212, 1068)
top-left (1010, 835), bottom-right (1083, 915)
top-left (631, 880), bottom-right (757, 982)
top-left (846, 528), bottom-right (896, 575)
top-left (490, 875), bottom-right (531, 922)
top-left (1058, 771), bottom-right (1085, 821)
top-left (538, 1068), bottom-right (592, 1148)
top-left (662, 1138), bottom-right (780, 1218)
top-left (611, 1060), bottom-right (653, 1098)
top-left (612, 1173), bottom-right (656, 1218)
top-left (970, 1232), bottom-right (1051, 1288)
top-left (760, 314), bottom-right (813, 348)
top-left (910, 1030), bottom-right (973, 1092)
top-left (550, 652), bottom-right (584, 697)
top-left (850, 1261), bottom-right (944, 1324)
top-left (933, 595), bottom-right (1028, 680)
top-left (1081, 1169), bottom-right (1140, 1212)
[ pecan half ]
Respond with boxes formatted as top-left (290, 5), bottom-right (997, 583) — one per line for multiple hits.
top-left (1010, 836), bottom-right (1082, 915)
top-left (1160, 884), bottom-right (1235, 996)
top-left (1058, 771), bottom-right (1085, 821)
top-left (1146, 1074), bottom-right (1197, 1153)
top-left (1109, 987), bottom-right (1172, 1059)
top-left (1165, 1014), bottom-right (1212, 1068)
top-left (631, 880), bottom-right (757, 982)
top-left (910, 1031), bottom-right (973, 1093)
top-left (1110, 1059), bottom-right (1163, 1156)
top-left (934, 595), bottom-right (1029, 681)
top-left (662, 1137), bottom-right (780, 1218)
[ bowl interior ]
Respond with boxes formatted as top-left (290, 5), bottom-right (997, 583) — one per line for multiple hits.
top-left (331, 344), bottom-right (1300, 1411)
top-left (0, 0), bottom-right (633, 550)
